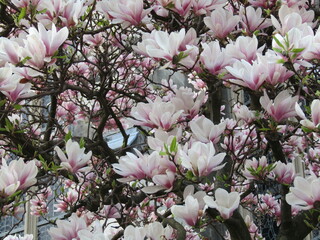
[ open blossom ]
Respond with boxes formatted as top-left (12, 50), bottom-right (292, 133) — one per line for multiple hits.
top-left (286, 175), bottom-right (320, 210)
top-left (226, 35), bottom-right (264, 64)
top-left (28, 23), bottom-right (69, 57)
top-left (147, 128), bottom-right (182, 151)
top-left (204, 7), bottom-right (240, 39)
top-left (0, 38), bottom-right (22, 65)
top-left (4, 235), bottom-right (33, 240)
top-left (48, 213), bottom-right (87, 240)
top-left (260, 90), bottom-right (298, 122)
top-left (3, 82), bottom-right (36, 102)
top-left (0, 158), bottom-right (38, 196)
top-left (54, 139), bottom-right (92, 173)
top-left (123, 222), bottom-right (173, 240)
top-left (37, 0), bottom-right (87, 27)
top-left (295, 99), bottom-right (320, 129)
top-left (204, 188), bottom-right (240, 219)
top-left (271, 5), bottom-right (314, 35)
top-left (171, 195), bottom-right (202, 226)
top-left (190, 116), bottom-right (226, 144)
top-left (97, 0), bottom-right (152, 27)
top-left (0, 66), bottom-right (21, 92)
top-left (130, 97), bottom-right (183, 131)
top-left (233, 103), bottom-right (256, 123)
top-left (240, 6), bottom-right (272, 33)
top-left (272, 27), bottom-right (313, 65)
top-left (226, 59), bottom-right (267, 91)
top-left (180, 141), bottom-right (226, 177)
top-left (133, 28), bottom-right (198, 67)
top-left (200, 41), bottom-right (230, 75)
top-left (192, 0), bottom-right (226, 15)
top-left (269, 161), bottom-right (295, 184)
top-left (113, 149), bottom-right (175, 182)
top-left (257, 53), bottom-right (294, 85)
top-left (171, 87), bottom-right (205, 119)
top-left (243, 156), bottom-right (269, 181)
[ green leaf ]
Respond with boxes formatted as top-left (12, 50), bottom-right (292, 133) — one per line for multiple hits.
top-left (36, 8), bottom-right (47, 14)
top-left (19, 56), bottom-right (31, 65)
top-left (291, 48), bottom-right (304, 53)
top-left (159, 151), bottom-right (167, 156)
top-left (276, 59), bottom-right (286, 64)
top-left (273, 36), bottom-right (285, 49)
top-left (18, 7), bottom-right (27, 23)
top-left (0, 99), bottom-right (6, 107)
top-left (185, 170), bottom-right (194, 180)
top-left (52, 55), bottom-right (67, 59)
top-left (65, 131), bottom-right (72, 142)
top-left (13, 104), bottom-right (22, 110)
top-left (170, 137), bottom-right (177, 153)
top-left (79, 138), bottom-right (85, 148)
top-left (301, 126), bottom-right (313, 133)
top-left (273, 48), bottom-right (282, 53)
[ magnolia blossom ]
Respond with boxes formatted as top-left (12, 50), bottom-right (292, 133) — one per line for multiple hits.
top-left (226, 59), bottom-right (266, 91)
top-left (171, 195), bottom-right (202, 226)
top-left (240, 6), bottom-right (272, 33)
top-left (133, 28), bottom-right (198, 67)
top-left (190, 116), bottom-right (226, 144)
top-left (295, 99), bottom-right (320, 129)
top-left (233, 104), bottom-right (256, 123)
top-left (269, 161), bottom-right (295, 184)
top-left (171, 0), bottom-right (193, 17)
top-left (242, 156), bottom-right (269, 181)
top-left (97, 0), bottom-right (151, 27)
top-left (28, 23), bottom-right (69, 57)
top-left (130, 97), bottom-right (183, 131)
top-left (180, 141), bottom-right (226, 177)
top-left (54, 139), bottom-right (92, 173)
top-left (204, 188), bottom-right (240, 219)
top-left (48, 213), bottom-right (87, 240)
top-left (37, 0), bottom-right (87, 27)
top-left (272, 27), bottom-right (313, 65)
top-left (113, 149), bottom-right (175, 183)
top-left (200, 41), bottom-right (230, 75)
top-left (260, 90), bottom-right (298, 122)
top-left (0, 158), bottom-right (38, 196)
top-left (257, 53), bottom-right (294, 85)
top-left (0, 38), bottom-right (22, 65)
top-left (271, 5), bottom-right (314, 35)
top-left (286, 175), bottom-right (320, 210)
top-left (192, 0), bottom-right (226, 15)
top-left (171, 87), bottom-right (205, 119)
top-left (3, 82), bottom-right (36, 102)
top-left (226, 35), bottom-right (264, 63)
top-left (123, 222), bottom-right (173, 240)
top-left (147, 128), bottom-right (182, 151)
top-left (4, 235), bottom-right (33, 240)
top-left (204, 7), bottom-right (240, 39)
top-left (0, 66), bottom-right (21, 92)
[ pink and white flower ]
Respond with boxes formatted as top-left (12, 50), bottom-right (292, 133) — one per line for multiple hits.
top-left (180, 141), bottom-right (226, 177)
top-left (260, 90), bottom-right (298, 122)
top-left (97, 0), bottom-right (152, 27)
top-left (295, 99), bottom-right (320, 129)
top-left (286, 175), bottom-right (320, 210)
top-left (171, 195), bottom-right (202, 226)
top-left (269, 161), bottom-right (295, 184)
top-left (54, 139), bottom-right (92, 174)
top-left (48, 213), bottom-right (87, 240)
top-left (204, 188), bottom-right (240, 219)
top-left (204, 7), bottom-right (240, 39)
top-left (190, 116), bottom-right (226, 144)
